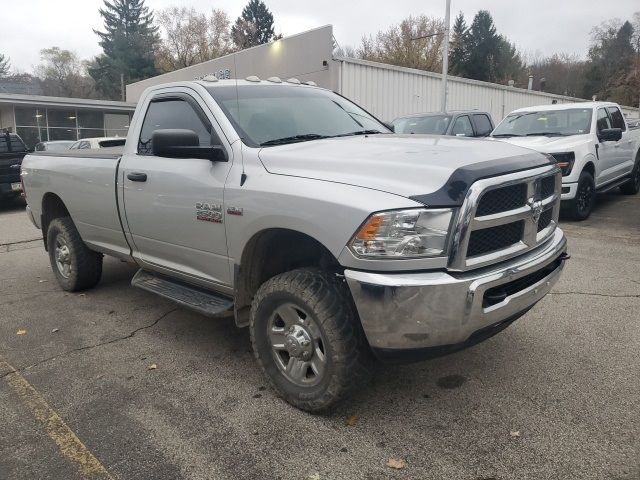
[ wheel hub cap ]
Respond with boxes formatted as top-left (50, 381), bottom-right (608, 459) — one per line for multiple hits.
top-left (284, 325), bottom-right (313, 360)
top-left (54, 239), bottom-right (71, 278)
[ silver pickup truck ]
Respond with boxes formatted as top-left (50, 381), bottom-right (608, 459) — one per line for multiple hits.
top-left (22, 78), bottom-right (568, 411)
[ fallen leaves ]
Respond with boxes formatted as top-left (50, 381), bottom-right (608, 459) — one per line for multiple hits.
top-left (51, 328), bottom-right (59, 334)
top-left (147, 363), bottom-right (157, 370)
top-left (344, 415), bottom-right (358, 427)
top-left (510, 430), bottom-right (521, 437)
top-left (16, 329), bottom-right (26, 335)
top-left (386, 457), bottom-right (406, 470)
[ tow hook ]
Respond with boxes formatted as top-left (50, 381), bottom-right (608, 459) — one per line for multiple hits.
top-left (559, 252), bottom-right (571, 262)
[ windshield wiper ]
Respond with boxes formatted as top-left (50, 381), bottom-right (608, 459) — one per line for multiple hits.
top-left (524, 132), bottom-right (565, 137)
top-left (333, 129), bottom-right (384, 137)
top-left (491, 133), bottom-right (522, 138)
top-left (260, 134), bottom-right (329, 146)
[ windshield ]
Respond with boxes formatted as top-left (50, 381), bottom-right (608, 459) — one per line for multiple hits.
top-left (392, 115), bottom-right (452, 135)
top-left (208, 84), bottom-right (389, 147)
top-left (492, 108), bottom-right (592, 137)
top-left (46, 142), bottom-right (74, 151)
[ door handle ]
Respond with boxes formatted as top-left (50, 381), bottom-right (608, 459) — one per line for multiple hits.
top-left (127, 172), bottom-right (147, 182)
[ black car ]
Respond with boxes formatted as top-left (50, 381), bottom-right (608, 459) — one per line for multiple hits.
top-left (391, 110), bottom-right (495, 138)
top-left (0, 132), bottom-right (29, 201)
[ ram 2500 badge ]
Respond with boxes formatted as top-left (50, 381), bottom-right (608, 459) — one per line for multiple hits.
top-left (21, 77), bottom-right (568, 411)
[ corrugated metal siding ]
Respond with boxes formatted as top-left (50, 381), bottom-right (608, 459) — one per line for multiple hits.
top-left (338, 58), bottom-right (640, 122)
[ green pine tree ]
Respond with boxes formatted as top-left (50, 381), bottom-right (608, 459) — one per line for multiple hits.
top-left (0, 53), bottom-right (10, 77)
top-left (231, 0), bottom-right (277, 49)
top-left (89, 0), bottom-right (159, 99)
top-left (449, 13), bottom-right (469, 76)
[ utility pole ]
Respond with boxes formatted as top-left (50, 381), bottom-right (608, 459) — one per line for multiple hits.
top-left (120, 73), bottom-right (125, 102)
top-left (440, 0), bottom-right (451, 112)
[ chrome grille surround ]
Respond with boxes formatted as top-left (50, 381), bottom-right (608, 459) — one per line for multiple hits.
top-left (448, 165), bottom-right (562, 271)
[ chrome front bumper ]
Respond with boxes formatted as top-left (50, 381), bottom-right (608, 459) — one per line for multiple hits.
top-left (344, 228), bottom-right (567, 359)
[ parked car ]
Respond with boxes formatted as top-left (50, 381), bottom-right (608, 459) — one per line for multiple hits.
top-left (491, 102), bottom-right (640, 220)
top-left (391, 110), bottom-right (495, 137)
top-left (627, 118), bottom-right (640, 130)
top-left (0, 132), bottom-right (29, 201)
top-left (34, 140), bottom-right (75, 152)
top-left (22, 78), bottom-right (568, 411)
top-left (68, 137), bottom-right (126, 149)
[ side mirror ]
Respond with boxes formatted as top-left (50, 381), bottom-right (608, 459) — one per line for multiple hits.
top-left (598, 128), bottom-right (622, 142)
top-left (151, 129), bottom-right (228, 162)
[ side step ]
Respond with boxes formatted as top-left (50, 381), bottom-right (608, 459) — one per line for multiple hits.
top-left (131, 270), bottom-right (234, 317)
top-left (597, 176), bottom-right (630, 193)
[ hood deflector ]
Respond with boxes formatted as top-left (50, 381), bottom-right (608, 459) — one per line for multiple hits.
top-left (409, 152), bottom-right (555, 207)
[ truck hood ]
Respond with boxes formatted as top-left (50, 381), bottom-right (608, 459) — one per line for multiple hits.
top-left (258, 134), bottom-right (549, 203)
top-left (491, 134), bottom-right (591, 153)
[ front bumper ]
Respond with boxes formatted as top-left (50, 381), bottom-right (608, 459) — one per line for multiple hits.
top-left (560, 181), bottom-right (577, 200)
top-left (344, 228), bottom-right (567, 362)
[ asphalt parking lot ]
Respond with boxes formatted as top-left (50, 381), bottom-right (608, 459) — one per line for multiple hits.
top-left (1, 193), bottom-right (639, 480)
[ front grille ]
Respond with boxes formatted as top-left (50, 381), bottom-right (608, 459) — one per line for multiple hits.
top-left (449, 166), bottom-right (562, 271)
top-left (467, 221), bottom-right (524, 257)
top-left (483, 257), bottom-right (562, 307)
top-left (538, 175), bottom-right (556, 200)
top-left (537, 208), bottom-right (553, 232)
top-left (476, 183), bottom-right (527, 216)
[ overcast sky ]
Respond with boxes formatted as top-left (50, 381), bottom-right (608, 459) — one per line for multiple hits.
top-left (2, 0), bottom-right (639, 72)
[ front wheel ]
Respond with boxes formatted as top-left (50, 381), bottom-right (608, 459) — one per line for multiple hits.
top-left (564, 171), bottom-right (595, 221)
top-left (620, 158), bottom-right (640, 195)
top-left (250, 268), bottom-right (374, 412)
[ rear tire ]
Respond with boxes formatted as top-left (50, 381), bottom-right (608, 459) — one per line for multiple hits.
top-left (564, 171), bottom-right (595, 221)
top-left (47, 217), bottom-right (103, 292)
top-left (250, 268), bottom-right (374, 412)
top-left (620, 157), bottom-right (640, 195)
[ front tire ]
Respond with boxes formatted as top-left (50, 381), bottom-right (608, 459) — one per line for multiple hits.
top-left (250, 268), bottom-right (374, 412)
top-left (47, 217), bottom-right (103, 291)
top-left (565, 171), bottom-right (595, 221)
top-left (620, 158), bottom-right (640, 195)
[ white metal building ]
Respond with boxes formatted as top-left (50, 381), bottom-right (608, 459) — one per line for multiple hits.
top-left (127, 25), bottom-right (639, 122)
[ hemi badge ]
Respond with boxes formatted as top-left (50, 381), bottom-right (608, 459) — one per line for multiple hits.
top-left (227, 206), bottom-right (243, 216)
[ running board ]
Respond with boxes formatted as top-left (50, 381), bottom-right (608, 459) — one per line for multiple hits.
top-left (597, 177), bottom-right (630, 193)
top-left (131, 270), bottom-right (233, 317)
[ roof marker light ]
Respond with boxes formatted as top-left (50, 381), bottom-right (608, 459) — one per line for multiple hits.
top-left (246, 75), bottom-right (261, 82)
top-left (304, 81), bottom-right (317, 86)
top-left (267, 76), bottom-right (282, 83)
top-left (286, 78), bottom-right (301, 84)
top-left (202, 74), bottom-right (218, 82)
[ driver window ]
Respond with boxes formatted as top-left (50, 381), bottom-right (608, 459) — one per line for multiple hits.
top-left (596, 108), bottom-right (612, 133)
top-left (138, 97), bottom-right (216, 155)
top-left (452, 116), bottom-right (474, 136)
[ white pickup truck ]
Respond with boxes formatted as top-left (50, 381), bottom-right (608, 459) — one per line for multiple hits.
top-left (21, 78), bottom-right (568, 411)
top-left (492, 102), bottom-right (640, 220)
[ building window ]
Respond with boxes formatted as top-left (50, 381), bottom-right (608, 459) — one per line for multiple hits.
top-left (105, 112), bottom-right (130, 137)
top-left (47, 109), bottom-right (77, 129)
top-left (48, 128), bottom-right (77, 141)
top-left (78, 110), bottom-right (104, 129)
top-left (15, 107), bottom-right (47, 127)
top-left (16, 127), bottom-right (48, 147)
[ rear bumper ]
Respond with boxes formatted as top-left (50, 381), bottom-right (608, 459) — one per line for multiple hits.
top-left (344, 228), bottom-right (567, 362)
top-left (0, 182), bottom-right (22, 198)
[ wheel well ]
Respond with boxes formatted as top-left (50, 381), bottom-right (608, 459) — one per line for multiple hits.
top-left (41, 193), bottom-right (70, 250)
top-left (234, 229), bottom-right (341, 311)
top-left (583, 161), bottom-right (595, 178)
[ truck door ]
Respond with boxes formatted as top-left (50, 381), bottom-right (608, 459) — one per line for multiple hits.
top-left (120, 90), bottom-right (233, 288)
top-left (606, 106), bottom-right (634, 177)
top-left (595, 107), bottom-right (622, 185)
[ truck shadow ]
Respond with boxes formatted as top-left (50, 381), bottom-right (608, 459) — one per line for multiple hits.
top-left (0, 197), bottom-right (26, 213)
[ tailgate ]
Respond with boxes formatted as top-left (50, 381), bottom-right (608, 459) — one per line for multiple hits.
top-left (0, 152), bottom-right (25, 184)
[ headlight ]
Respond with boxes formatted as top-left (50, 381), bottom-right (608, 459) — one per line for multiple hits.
top-left (349, 208), bottom-right (454, 258)
top-left (551, 152), bottom-right (575, 176)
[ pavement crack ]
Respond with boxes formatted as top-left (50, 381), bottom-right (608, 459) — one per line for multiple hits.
top-left (0, 237), bottom-right (41, 247)
top-left (549, 291), bottom-right (640, 299)
top-left (4, 307), bottom-right (178, 377)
